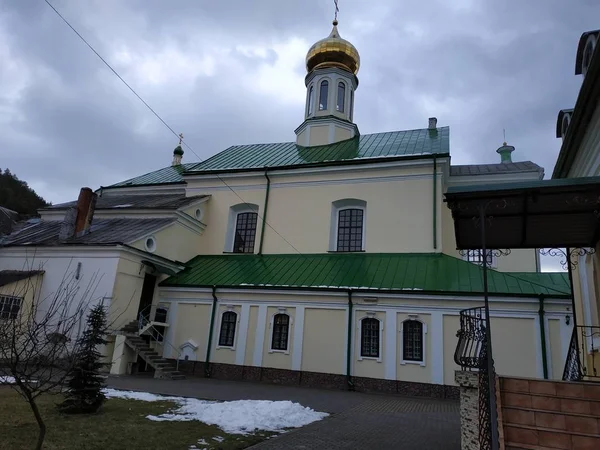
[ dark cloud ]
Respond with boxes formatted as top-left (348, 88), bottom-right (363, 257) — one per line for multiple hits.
top-left (1, 0), bottom-right (598, 271)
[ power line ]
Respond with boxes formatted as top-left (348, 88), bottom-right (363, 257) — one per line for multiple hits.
top-left (43, 0), bottom-right (302, 255)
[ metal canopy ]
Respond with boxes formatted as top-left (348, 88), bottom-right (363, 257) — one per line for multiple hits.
top-left (445, 176), bottom-right (600, 250)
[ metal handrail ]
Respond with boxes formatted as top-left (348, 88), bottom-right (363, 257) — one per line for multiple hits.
top-left (563, 325), bottom-right (600, 381)
top-left (454, 306), bottom-right (486, 370)
top-left (136, 304), bottom-right (183, 372)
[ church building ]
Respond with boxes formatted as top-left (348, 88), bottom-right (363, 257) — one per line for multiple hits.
top-left (0, 19), bottom-right (572, 396)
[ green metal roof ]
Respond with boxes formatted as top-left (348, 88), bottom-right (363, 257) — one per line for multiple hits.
top-left (187, 127), bottom-right (449, 173)
top-left (105, 163), bottom-right (196, 188)
top-left (105, 127), bottom-right (449, 189)
top-left (161, 253), bottom-right (570, 297)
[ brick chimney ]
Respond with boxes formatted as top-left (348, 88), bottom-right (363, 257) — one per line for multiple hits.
top-left (74, 187), bottom-right (97, 237)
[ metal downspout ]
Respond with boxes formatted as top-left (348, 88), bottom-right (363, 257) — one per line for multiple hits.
top-left (258, 168), bottom-right (271, 255)
top-left (346, 289), bottom-right (354, 391)
top-left (433, 156), bottom-right (437, 250)
top-left (538, 294), bottom-right (549, 379)
top-left (205, 285), bottom-right (218, 377)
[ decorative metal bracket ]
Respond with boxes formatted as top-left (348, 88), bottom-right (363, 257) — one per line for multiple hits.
top-left (538, 247), bottom-right (596, 271)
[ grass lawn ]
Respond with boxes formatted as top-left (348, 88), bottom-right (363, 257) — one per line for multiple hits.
top-left (0, 387), bottom-right (271, 450)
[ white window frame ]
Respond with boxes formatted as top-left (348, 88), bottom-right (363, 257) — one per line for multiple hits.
top-left (400, 318), bottom-right (427, 367)
top-left (336, 81), bottom-right (346, 113)
top-left (330, 199), bottom-right (367, 252)
top-left (268, 310), bottom-right (293, 354)
top-left (224, 203), bottom-right (259, 253)
top-left (582, 34), bottom-right (597, 77)
top-left (462, 249), bottom-right (496, 268)
top-left (216, 308), bottom-right (239, 350)
top-left (318, 79), bottom-right (330, 111)
top-left (307, 84), bottom-right (315, 117)
top-left (357, 313), bottom-right (383, 362)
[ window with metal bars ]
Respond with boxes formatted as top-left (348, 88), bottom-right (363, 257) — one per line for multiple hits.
top-left (0, 295), bottom-right (22, 320)
top-left (233, 212), bottom-right (258, 253)
top-left (271, 314), bottom-right (289, 351)
top-left (337, 208), bottom-right (363, 252)
top-left (464, 249), bottom-right (495, 268)
top-left (403, 320), bottom-right (423, 362)
top-left (218, 311), bottom-right (237, 347)
top-left (360, 317), bottom-right (380, 358)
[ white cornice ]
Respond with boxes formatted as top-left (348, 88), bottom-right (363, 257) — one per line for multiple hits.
top-left (175, 211), bottom-right (206, 234)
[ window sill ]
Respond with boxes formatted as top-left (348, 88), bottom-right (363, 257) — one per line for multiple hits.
top-left (358, 356), bottom-right (382, 362)
top-left (400, 360), bottom-right (425, 367)
top-left (216, 345), bottom-right (236, 351)
top-left (222, 252), bottom-right (255, 255)
top-left (268, 349), bottom-right (290, 355)
top-left (328, 250), bottom-right (365, 253)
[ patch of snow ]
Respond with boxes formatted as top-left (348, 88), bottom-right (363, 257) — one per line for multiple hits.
top-left (112, 204), bottom-right (134, 208)
top-left (0, 376), bottom-right (15, 383)
top-left (103, 389), bottom-right (327, 435)
top-left (212, 436), bottom-right (224, 442)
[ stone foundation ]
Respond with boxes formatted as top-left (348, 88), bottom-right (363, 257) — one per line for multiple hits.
top-left (171, 359), bottom-right (459, 399)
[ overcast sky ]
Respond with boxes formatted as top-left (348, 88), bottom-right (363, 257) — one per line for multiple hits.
top-left (1, 0), bottom-right (598, 271)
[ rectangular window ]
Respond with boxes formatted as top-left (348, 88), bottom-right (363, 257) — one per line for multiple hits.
top-left (403, 320), bottom-right (423, 362)
top-left (218, 311), bottom-right (237, 347)
top-left (464, 250), bottom-right (495, 268)
top-left (233, 212), bottom-right (258, 253)
top-left (271, 314), bottom-right (289, 351)
top-left (360, 318), bottom-right (380, 358)
top-left (0, 295), bottom-right (22, 320)
top-left (337, 208), bottom-right (363, 252)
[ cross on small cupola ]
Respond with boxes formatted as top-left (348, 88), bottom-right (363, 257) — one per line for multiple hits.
top-left (172, 133), bottom-right (184, 166)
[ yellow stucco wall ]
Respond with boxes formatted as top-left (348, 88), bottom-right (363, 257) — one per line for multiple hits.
top-left (491, 317), bottom-right (538, 378)
top-left (309, 125), bottom-right (329, 146)
top-left (0, 274), bottom-right (43, 324)
top-left (353, 311), bottom-right (385, 379)
top-left (301, 308), bottom-right (346, 374)
top-left (174, 303), bottom-right (211, 361)
top-left (334, 127), bottom-right (353, 142)
top-left (245, 306), bottom-right (259, 366)
top-left (397, 313), bottom-right (431, 383)
top-left (443, 314), bottom-right (461, 385)
top-left (262, 306), bottom-right (296, 370)
top-left (129, 222), bottom-right (202, 263)
top-left (548, 319), bottom-right (563, 380)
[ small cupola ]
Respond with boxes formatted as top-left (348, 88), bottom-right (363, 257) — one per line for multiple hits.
top-left (172, 133), bottom-right (184, 166)
top-left (496, 142), bottom-right (515, 164)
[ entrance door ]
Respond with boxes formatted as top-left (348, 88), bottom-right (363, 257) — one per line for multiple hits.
top-left (137, 273), bottom-right (157, 321)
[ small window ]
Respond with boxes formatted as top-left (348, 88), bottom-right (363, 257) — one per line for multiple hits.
top-left (337, 208), bottom-right (364, 252)
top-left (583, 37), bottom-right (596, 75)
top-left (233, 212), bottom-right (258, 253)
top-left (403, 320), bottom-right (423, 362)
top-left (561, 114), bottom-right (571, 138)
top-left (360, 318), bottom-right (380, 358)
top-left (218, 311), bottom-right (237, 347)
top-left (145, 236), bottom-right (157, 253)
top-left (464, 249), bottom-right (495, 268)
top-left (0, 295), bottom-right (22, 320)
top-left (271, 313), bottom-right (289, 351)
top-left (319, 80), bottom-right (329, 110)
top-left (195, 208), bottom-right (203, 221)
top-left (307, 85), bottom-right (315, 116)
top-left (336, 82), bottom-right (345, 112)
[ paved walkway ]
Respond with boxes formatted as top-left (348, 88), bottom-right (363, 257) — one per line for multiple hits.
top-left (107, 376), bottom-right (460, 450)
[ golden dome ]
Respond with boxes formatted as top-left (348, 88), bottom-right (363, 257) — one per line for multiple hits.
top-left (306, 20), bottom-right (360, 75)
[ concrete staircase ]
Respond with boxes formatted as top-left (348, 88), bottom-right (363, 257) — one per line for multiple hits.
top-left (120, 320), bottom-right (185, 380)
top-left (499, 377), bottom-right (600, 449)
